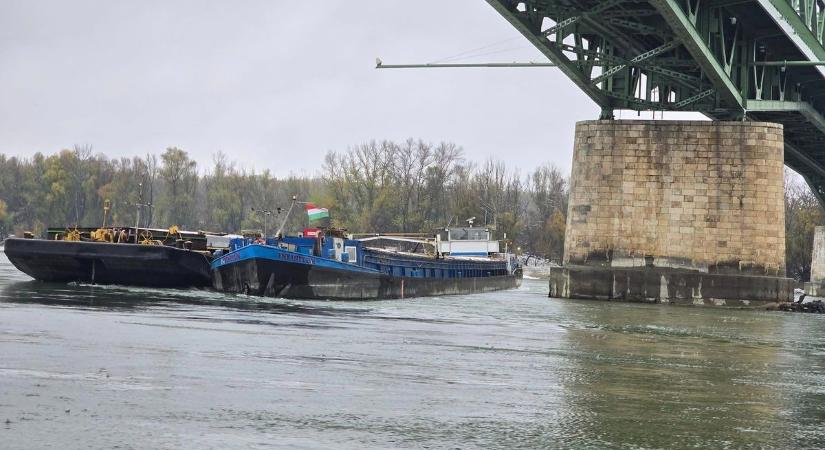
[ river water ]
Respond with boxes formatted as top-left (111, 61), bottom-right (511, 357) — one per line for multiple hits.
top-left (1, 251), bottom-right (824, 449)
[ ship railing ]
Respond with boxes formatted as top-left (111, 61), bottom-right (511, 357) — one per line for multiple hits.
top-left (362, 253), bottom-right (508, 279)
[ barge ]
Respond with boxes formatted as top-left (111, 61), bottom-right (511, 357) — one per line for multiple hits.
top-left (212, 226), bottom-right (522, 300)
top-left (4, 226), bottom-right (233, 288)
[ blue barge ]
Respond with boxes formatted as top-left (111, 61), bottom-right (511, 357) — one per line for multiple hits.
top-left (211, 228), bottom-right (522, 300)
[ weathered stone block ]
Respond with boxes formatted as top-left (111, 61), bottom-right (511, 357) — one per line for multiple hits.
top-left (565, 120), bottom-right (785, 277)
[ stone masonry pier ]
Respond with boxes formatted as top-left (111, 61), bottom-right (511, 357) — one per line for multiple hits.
top-left (804, 226), bottom-right (825, 296)
top-left (549, 120), bottom-right (793, 305)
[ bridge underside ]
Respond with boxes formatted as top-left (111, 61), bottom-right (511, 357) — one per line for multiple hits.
top-left (486, 0), bottom-right (825, 205)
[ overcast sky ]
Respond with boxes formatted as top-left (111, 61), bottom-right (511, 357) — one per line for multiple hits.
top-left (2, 0), bottom-right (688, 177)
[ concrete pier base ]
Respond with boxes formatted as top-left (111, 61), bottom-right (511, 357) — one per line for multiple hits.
top-left (554, 120), bottom-right (793, 305)
top-left (549, 265), bottom-right (793, 306)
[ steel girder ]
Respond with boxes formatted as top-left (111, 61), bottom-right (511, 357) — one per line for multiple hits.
top-left (484, 0), bottom-right (825, 206)
top-left (484, 0), bottom-right (746, 116)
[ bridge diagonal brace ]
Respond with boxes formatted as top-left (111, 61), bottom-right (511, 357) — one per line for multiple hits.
top-left (485, 0), bottom-right (611, 108)
top-left (602, 9), bottom-right (660, 18)
top-left (604, 17), bottom-right (662, 35)
top-left (646, 65), bottom-right (701, 85)
top-left (758, 0), bottom-right (825, 81)
top-left (557, 42), bottom-right (701, 87)
top-left (649, 0), bottom-right (744, 109)
top-left (685, 0), bottom-right (701, 25)
top-left (752, 42), bottom-right (766, 100)
top-left (543, 16), bottom-right (581, 37)
top-left (591, 41), bottom-right (681, 85)
top-left (674, 88), bottom-right (715, 108)
top-left (719, 13), bottom-right (740, 76)
top-left (603, 89), bottom-right (676, 110)
top-left (541, 0), bottom-right (628, 36)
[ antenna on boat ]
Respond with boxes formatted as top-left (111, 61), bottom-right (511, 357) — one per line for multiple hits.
top-left (466, 217), bottom-right (476, 227)
top-left (274, 195), bottom-right (297, 238)
top-left (102, 199), bottom-right (111, 228)
top-left (134, 183), bottom-right (152, 244)
top-left (479, 201), bottom-right (498, 230)
top-left (135, 183), bottom-right (143, 243)
top-left (251, 208), bottom-right (273, 238)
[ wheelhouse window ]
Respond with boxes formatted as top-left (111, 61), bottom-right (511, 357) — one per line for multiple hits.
top-left (447, 228), bottom-right (489, 241)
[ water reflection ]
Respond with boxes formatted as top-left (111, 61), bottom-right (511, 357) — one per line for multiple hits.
top-left (555, 301), bottom-right (824, 448)
top-left (0, 278), bottom-right (372, 318)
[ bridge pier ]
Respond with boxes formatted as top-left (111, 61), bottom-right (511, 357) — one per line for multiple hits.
top-left (549, 120), bottom-right (793, 305)
top-left (804, 226), bottom-right (825, 296)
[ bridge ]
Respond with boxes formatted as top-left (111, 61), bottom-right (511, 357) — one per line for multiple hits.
top-left (486, 0), bottom-right (825, 205)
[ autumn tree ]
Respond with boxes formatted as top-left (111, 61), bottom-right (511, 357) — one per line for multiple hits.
top-left (785, 170), bottom-right (825, 280)
top-left (0, 199), bottom-right (9, 239)
top-left (524, 163), bottom-right (568, 261)
top-left (158, 147), bottom-right (198, 228)
top-left (204, 152), bottom-right (247, 232)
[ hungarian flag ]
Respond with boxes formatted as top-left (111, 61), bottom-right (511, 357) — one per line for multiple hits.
top-left (306, 203), bottom-right (330, 225)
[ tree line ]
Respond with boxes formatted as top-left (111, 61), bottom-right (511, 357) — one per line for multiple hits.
top-left (0, 142), bottom-right (821, 279)
top-left (0, 140), bottom-right (568, 260)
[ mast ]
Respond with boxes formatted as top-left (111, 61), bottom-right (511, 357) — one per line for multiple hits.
top-left (274, 195), bottom-right (297, 238)
top-left (134, 183), bottom-right (143, 243)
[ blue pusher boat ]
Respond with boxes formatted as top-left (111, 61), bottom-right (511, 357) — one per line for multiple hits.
top-left (211, 223), bottom-right (522, 300)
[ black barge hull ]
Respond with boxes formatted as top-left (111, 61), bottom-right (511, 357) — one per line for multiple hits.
top-left (212, 257), bottom-right (521, 300)
top-left (3, 238), bottom-right (211, 288)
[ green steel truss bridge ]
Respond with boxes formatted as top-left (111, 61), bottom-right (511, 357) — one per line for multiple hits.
top-left (486, 0), bottom-right (825, 204)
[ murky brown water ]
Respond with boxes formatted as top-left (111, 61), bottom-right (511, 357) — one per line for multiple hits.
top-left (1, 251), bottom-right (824, 449)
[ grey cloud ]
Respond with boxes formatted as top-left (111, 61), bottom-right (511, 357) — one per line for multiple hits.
top-left (1, 0), bottom-right (604, 176)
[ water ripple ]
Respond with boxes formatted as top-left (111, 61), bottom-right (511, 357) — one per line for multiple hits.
top-left (2, 253), bottom-right (825, 449)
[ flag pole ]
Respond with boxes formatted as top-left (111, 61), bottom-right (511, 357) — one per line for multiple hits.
top-left (275, 195), bottom-right (298, 238)
top-left (294, 200), bottom-right (312, 228)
